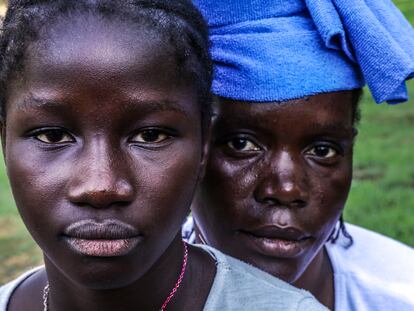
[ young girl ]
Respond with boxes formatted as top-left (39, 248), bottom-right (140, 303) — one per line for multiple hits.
top-left (184, 0), bottom-right (414, 310)
top-left (0, 1), bottom-right (327, 310)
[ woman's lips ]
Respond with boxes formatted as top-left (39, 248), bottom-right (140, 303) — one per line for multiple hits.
top-left (239, 226), bottom-right (312, 258)
top-left (62, 219), bottom-right (142, 257)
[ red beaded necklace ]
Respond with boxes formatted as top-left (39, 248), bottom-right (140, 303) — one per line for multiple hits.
top-left (159, 241), bottom-right (189, 311)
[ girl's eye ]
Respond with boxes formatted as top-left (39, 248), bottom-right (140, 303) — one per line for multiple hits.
top-left (35, 130), bottom-right (74, 144)
top-left (131, 129), bottom-right (170, 143)
top-left (227, 137), bottom-right (260, 152)
top-left (307, 145), bottom-right (338, 158)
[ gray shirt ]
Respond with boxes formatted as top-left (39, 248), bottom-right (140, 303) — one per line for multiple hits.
top-left (325, 224), bottom-right (414, 311)
top-left (0, 245), bottom-right (327, 311)
top-left (184, 218), bottom-right (414, 310)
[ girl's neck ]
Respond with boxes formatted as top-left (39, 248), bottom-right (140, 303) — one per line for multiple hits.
top-left (293, 246), bottom-right (334, 310)
top-left (43, 235), bottom-right (215, 311)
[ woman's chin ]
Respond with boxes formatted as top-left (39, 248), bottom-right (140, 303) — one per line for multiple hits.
top-left (260, 260), bottom-right (304, 284)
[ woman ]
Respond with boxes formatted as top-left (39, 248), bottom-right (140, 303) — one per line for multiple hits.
top-left (185, 0), bottom-right (414, 310)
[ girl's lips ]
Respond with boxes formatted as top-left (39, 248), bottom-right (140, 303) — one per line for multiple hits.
top-left (65, 237), bottom-right (142, 257)
top-left (62, 219), bottom-right (142, 257)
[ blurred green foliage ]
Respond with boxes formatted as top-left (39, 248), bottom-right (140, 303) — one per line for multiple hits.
top-left (345, 80), bottom-right (414, 246)
top-left (344, 0), bottom-right (414, 245)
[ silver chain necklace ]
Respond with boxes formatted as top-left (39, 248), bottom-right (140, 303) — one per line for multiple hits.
top-left (42, 283), bottom-right (49, 311)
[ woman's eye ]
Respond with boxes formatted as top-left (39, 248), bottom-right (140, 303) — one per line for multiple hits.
top-left (227, 137), bottom-right (260, 152)
top-left (307, 145), bottom-right (338, 158)
top-left (132, 129), bottom-right (170, 143)
top-left (35, 130), bottom-right (74, 144)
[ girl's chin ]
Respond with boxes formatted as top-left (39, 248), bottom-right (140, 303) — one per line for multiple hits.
top-left (44, 251), bottom-right (150, 290)
top-left (67, 264), bottom-right (147, 290)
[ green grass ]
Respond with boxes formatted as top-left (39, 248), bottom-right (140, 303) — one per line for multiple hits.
top-left (0, 0), bottom-right (413, 284)
top-left (0, 158), bottom-right (42, 283)
top-left (345, 80), bottom-right (414, 246)
top-left (396, 0), bottom-right (414, 21)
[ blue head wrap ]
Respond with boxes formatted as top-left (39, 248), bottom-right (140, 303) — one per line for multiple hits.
top-left (193, 0), bottom-right (414, 104)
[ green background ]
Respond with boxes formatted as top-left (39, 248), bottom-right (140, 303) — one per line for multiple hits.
top-left (0, 0), bottom-right (413, 283)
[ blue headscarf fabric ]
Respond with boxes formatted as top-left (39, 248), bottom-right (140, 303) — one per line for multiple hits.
top-left (193, 0), bottom-right (414, 104)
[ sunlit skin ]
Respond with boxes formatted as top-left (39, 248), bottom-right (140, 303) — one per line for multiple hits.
top-left (1, 14), bottom-right (215, 311)
top-left (193, 92), bottom-right (355, 309)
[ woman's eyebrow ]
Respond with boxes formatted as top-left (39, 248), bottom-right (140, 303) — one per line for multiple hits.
top-left (217, 113), bottom-right (261, 126)
top-left (306, 122), bottom-right (353, 134)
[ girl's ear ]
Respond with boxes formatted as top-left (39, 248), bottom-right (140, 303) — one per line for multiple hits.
top-left (352, 127), bottom-right (358, 143)
top-left (199, 97), bottom-right (219, 181)
top-left (199, 114), bottom-right (215, 181)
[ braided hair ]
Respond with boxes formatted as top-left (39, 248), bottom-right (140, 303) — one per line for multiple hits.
top-left (328, 87), bottom-right (363, 248)
top-left (0, 0), bottom-right (212, 121)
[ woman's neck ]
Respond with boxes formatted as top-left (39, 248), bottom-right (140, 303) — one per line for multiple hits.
top-left (293, 246), bottom-right (335, 310)
top-left (42, 235), bottom-right (215, 311)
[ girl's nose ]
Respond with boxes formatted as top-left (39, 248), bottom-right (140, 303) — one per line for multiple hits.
top-left (254, 151), bottom-right (308, 208)
top-left (67, 142), bottom-right (134, 209)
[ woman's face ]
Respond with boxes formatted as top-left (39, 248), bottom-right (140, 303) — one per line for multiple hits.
top-left (2, 16), bottom-right (204, 289)
top-left (193, 92), bottom-right (354, 283)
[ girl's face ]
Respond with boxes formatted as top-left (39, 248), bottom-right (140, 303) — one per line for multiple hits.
top-left (193, 92), bottom-right (354, 283)
top-left (2, 15), bottom-right (204, 288)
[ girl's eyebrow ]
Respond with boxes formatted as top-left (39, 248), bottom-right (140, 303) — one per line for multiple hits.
top-left (14, 97), bottom-right (67, 113)
top-left (132, 100), bottom-right (190, 116)
top-left (14, 96), bottom-right (190, 116)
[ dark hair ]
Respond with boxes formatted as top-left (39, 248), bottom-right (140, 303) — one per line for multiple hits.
top-left (0, 0), bottom-right (213, 121)
top-left (328, 214), bottom-right (354, 247)
top-left (328, 87), bottom-right (363, 248)
top-left (351, 88), bottom-right (363, 126)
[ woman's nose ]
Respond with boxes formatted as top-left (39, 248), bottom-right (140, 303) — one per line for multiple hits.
top-left (254, 151), bottom-right (308, 208)
top-left (67, 141), bottom-right (134, 209)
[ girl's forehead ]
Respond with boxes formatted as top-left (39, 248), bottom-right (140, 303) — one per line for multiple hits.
top-left (30, 14), bottom-right (170, 74)
top-left (5, 13), bottom-right (199, 123)
top-left (15, 16), bottom-right (183, 103)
